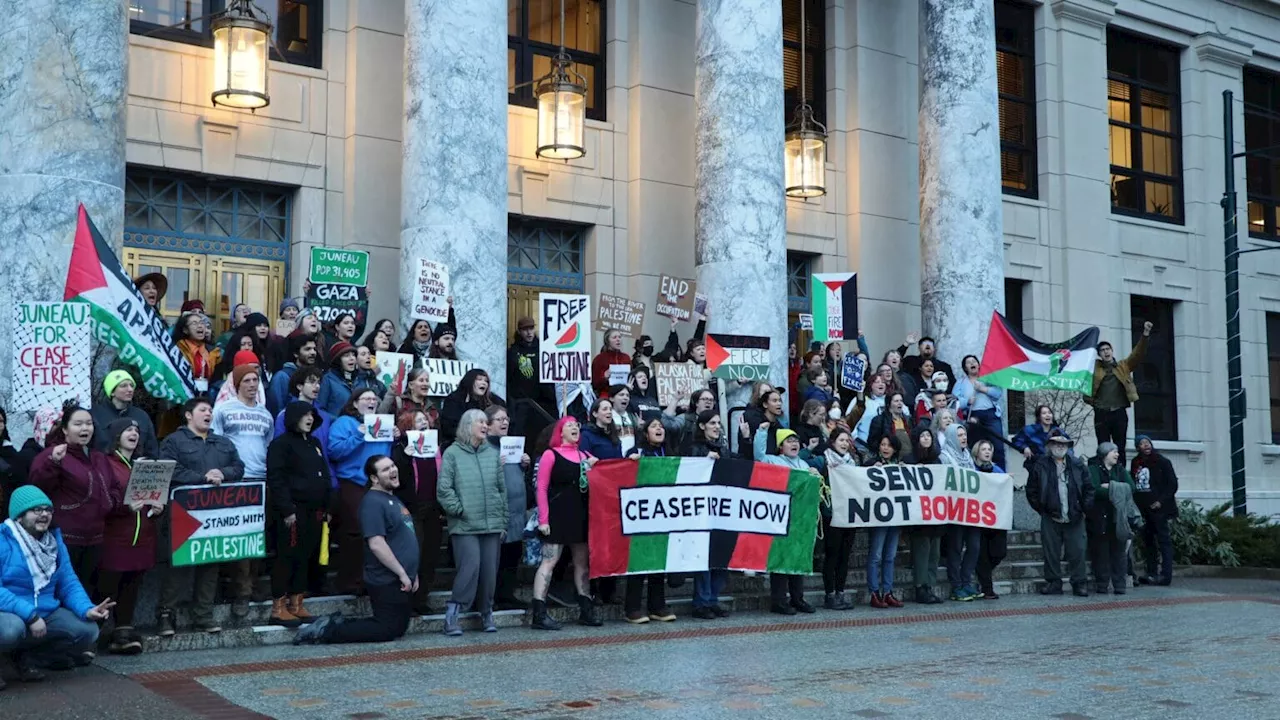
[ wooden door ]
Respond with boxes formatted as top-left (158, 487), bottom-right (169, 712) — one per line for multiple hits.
top-left (123, 249), bottom-right (285, 334)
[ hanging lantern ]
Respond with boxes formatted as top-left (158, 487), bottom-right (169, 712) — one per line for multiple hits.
top-left (784, 0), bottom-right (826, 197)
top-left (211, 0), bottom-right (271, 110)
top-left (535, 56), bottom-right (587, 160)
top-left (785, 105), bottom-right (827, 198)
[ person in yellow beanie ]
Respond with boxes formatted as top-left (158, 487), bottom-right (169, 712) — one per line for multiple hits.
top-left (89, 370), bottom-right (158, 458)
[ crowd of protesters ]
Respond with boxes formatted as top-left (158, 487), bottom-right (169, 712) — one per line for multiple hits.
top-left (0, 273), bottom-right (1179, 690)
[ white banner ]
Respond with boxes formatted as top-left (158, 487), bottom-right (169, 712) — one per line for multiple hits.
top-left (422, 358), bottom-right (475, 397)
top-left (829, 464), bottom-right (1013, 530)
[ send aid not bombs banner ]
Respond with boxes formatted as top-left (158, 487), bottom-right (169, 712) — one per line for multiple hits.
top-left (829, 464), bottom-right (1013, 530)
top-left (539, 293), bottom-right (591, 383)
top-left (588, 457), bottom-right (819, 577)
top-left (169, 482), bottom-right (267, 567)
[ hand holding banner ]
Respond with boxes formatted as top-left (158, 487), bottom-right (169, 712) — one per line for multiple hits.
top-left (363, 414), bottom-right (395, 442)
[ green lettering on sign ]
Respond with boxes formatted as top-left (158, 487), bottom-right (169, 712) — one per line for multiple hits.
top-left (309, 247), bottom-right (370, 287)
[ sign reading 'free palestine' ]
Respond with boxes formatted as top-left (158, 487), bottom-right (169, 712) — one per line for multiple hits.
top-left (540, 293), bottom-right (591, 384)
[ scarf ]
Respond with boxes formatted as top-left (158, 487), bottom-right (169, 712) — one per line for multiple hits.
top-left (179, 338), bottom-right (213, 379)
top-left (5, 518), bottom-right (59, 598)
top-left (413, 339), bottom-right (432, 357)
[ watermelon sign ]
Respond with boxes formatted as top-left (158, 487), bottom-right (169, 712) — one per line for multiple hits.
top-left (169, 482), bottom-right (267, 567)
top-left (539, 293), bottom-right (591, 384)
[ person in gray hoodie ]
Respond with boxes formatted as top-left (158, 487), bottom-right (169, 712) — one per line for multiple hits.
top-left (485, 405), bottom-right (531, 611)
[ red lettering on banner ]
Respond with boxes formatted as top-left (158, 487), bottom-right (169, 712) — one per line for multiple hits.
top-left (965, 499), bottom-right (980, 524)
top-left (920, 497), bottom-right (934, 521)
top-left (981, 502), bottom-right (996, 527)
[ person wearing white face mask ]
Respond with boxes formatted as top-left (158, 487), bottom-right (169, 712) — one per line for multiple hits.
top-left (1025, 432), bottom-right (1094, 597)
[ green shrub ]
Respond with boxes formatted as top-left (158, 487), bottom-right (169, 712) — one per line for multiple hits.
top-left (1208, 505), bottom-right (1280, 568)
top-left (1168, 501), bottom-right (1239, 567)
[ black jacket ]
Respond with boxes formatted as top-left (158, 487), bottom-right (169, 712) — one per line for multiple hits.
top-left (392, 439), bottom-right (439, 513)
top-left (867, 409), bottom-right (913, 449)
top-left (897, 345), bottom-right (957, 391)
top-left (266, 403), bottom-right (332, 516)
top-left (686, 436), bottom-right (727, 459)
top-left (1026, 454), bottom-right (1094, 523)
top-left (506, 334), bottom-right (554, 408)
top-left (160, 427), bottom-right (245, 487)
top-left (1130, 448), bottom-right (1178, 518)
top-left (439, 369), bottom-right (506, 449)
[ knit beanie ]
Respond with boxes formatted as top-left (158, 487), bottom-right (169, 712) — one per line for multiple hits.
top-left (9, 485), bottom-right (52, 520)
top-left (231, 350), bottom-right (260, 388)
top-left (106, 417), bottom-right (140, 450)
top-left (279, 297), bottom-right (300, 317)
top-left (104, 369), bottom-right (134, 398)
top-left (435, 324), bottom-right (457, 340)
top-left (775, 428), bottom-right (797, 448)
top-left (244, 312), bottom-right (270, 330)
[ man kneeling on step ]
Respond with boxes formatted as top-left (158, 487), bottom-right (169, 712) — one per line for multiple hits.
top-left (0, 487), bottom-right (114, 691)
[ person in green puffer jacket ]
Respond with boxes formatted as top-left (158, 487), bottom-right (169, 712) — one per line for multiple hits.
top-left (1086, 442), bottom-right (1134, 596)
top-left (438, 408), bottom-right (508, 637)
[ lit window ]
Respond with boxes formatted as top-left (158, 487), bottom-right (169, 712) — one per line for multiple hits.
top-left (508, 0), bottom-right (605, 121)
top-left (996, 1), bottom-right (1037, 197)
top-left (1107, 31), bottom-right (1183, 222)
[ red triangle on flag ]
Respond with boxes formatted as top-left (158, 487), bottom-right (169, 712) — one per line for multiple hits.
top-left (704, 335), bottom-right (730, 372)
top-left (978, 311), bottom-right (1031, 377)
top-left (63, 204), bottom-right (109, 301)
top-left (822, 279), bottom-right (845, 294)
top-left (168, 501), bottom-right (204, 553)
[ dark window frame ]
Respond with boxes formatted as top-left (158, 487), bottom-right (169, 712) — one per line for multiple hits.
top-left (786, 252), bottom-right (814, 313)
top-left (783, 0), bottom-right (826, 127)
top-left (1107, 29), bottom-right (1185, 224)
top-left (508, 0), bottom-right (607, 122)
top-left (1244, 67), bottom-right (1280, 241)
top-left (996, 0), bottom-right (1038, 198)
top-left (1130, 296), bottom-right (1178, 441)
top-left (1268, 312), bottom-right (1280, 444)
top-left (507, 214), bottom-right (587, 291)
top-left (129, 0), bottom-right (323, 70)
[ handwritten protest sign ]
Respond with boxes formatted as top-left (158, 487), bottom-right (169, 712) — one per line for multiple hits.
top-left (11, 302), bottom-right (92, 412)
top-left (376, 352), bottom-right (415, 396)
top-left (693, 292), bottom-right (709, 318)
top-left (363, 414), bottom-right (394, 442)
top-left (123, 459), bottom-right (177, 510)
top-left (829, 464), bottom-right (1012, 530)
top-left (596, 294), bottom-right (645, 336)
top-left (501, 437), bottom-right (525, 464)
top-left (169, 482), bottom-right (267, 567)
top-left (540, 294), bottom-right (591, 384)
top-left (410, 258), bottom-right (450, 322)
top-left (841, 352), bottom-right (867, 392)
top-left (654, 362), bottom-right (706, 408)
top-left (422, 358), bottom-right (475, 397)
top-left (306, 283), bottom-right (368, 339)
top-left (654, 275), bottom-right (696, 322)
top-left (405, 430), bottom-right (439, 458)
top-left (608, 364), bottom-right (630, 387)
top-left (705, 334), bottom-right (770, 382)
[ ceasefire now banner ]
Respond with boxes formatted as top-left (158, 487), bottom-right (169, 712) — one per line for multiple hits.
top-left (829, 464), bottom-right (1013, 530)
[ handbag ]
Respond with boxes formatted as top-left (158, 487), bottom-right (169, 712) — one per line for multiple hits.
top-left (522, 511), bottom-right (542, 567)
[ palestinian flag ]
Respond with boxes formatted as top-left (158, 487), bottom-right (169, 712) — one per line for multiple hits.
top-left (64, 205), bottom-right (197, 403)
top-left (810, 272), bottom-right (857, 342)
top-left (588, 457), bottom-right (819, 578)
top-left (977, 311), bottom-right (1100, 395)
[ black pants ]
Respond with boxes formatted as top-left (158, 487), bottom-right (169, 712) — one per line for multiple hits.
top-left (975, 529), bottom-right (1008, 593)
top-left (822, 522), bottom-right (855, 594)
top-left (1088, 517), bottom-right (1129, 592)
top-left (1142, 513), bottom-right (1174, 581)
top-left (410, 502), bottom-right (443, 609)
top-left (769, 573), bottom-right (804, 604)
top-left (1094, 408), bottom-right (1130, 466)
top-left (624, 574), bottom-right (668, 614)
top-left (337, 482), bottom-right (369, 595)
top-left (272, 507), bottom-right (325, 597)
top-left (97, 569), bottom-right (147, 627)
top-left (66, 544), bottom-right (102, 601)
top-left (326, 582), bottom-right (412, 644)
top-left (496, 541), bottom-right (523, 602)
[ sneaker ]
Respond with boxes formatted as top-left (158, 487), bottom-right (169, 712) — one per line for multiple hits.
top-left (711, 604), bottom-right (730, 618)
top-left (624, 610), bottom-right (651, 624)
top-left (648, 607), bottom-right (677, 622)
top-left (293, 613), bottom-right (338, 645)
top-left (480, 610), bottom-right (498, 633)
top-left (949, 587), bottom-right (970, 602)
top-left (831, 592), bottom-right (853, 611)
top-left (770, 602), bottom-right (798, 616)
top-left (791, 598), bottom-right (816, 614)
top-left (1072, 586), bottom-right (1090, 597)
top-left (691, 606), bottom-right (716, 620)
top-left (869, 591), bottom-right (887, 609)
top-left (883, 592), bottom-right (904, 608)
top-left (156, 610), bottom-right (177, 638)
top-left (824, 592), bottom-right (839, 610)
top-left (108, 628), bottom-right (143, 656)
top-left (980, 587), bottom-right (999, 600)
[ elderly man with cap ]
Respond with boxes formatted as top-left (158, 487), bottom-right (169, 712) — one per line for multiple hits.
top-left (1025, 431), bottom-right (1095, 597)
top-left (90, 370), bottom-right (159, 459)
top-left (0, 486), bottom-right (115, 690)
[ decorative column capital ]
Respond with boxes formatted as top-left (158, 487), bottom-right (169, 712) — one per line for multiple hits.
top-left (1193, 32), bottom-right (1254, 69)
top-left (1050, 0), bottom-right (1116, 29)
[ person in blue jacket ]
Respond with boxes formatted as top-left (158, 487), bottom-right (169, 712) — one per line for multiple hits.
top-left (578, 398), bottom-right (622, 460)
top-left (0, 486), bottom-right (114, 689)
top-left (267, 333), bottom-right (319, 417)
top-left (1010, 404), bottom-right (1070, 469)
top-left (317, 341), bottom-right (374, 417)
top-left (328, 388), bottom-right (394, 596)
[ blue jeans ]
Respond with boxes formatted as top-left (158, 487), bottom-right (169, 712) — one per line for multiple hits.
top-left (692, 570), bottom-right (727, 608)
top-left (867, 527), bottom-right (900, 593)
top-left (0, 607), bottom-right (99, 664)
top-left (945, 524), bottom-right (982, 589)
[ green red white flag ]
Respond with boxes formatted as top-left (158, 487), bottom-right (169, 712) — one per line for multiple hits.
top-left (63, 205), bottom-right (197, 404)
top-left (810, 272), bottom-right (857, 342)
top-left (977, 311), bottom-right (1099, 395)
top-left (587, 457), bottom-right (819, 577)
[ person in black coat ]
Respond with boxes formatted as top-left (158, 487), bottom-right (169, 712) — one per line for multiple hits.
top-left (506, 317), bottom-right (556, 441)
top-left (1025, 432), bottom-right (1095, 596)
top-left (266, 401), bottom-right (333, 627)
top-left (1130, 435), bottom-right (1178, 585)
top-left (439, 369), bottom-right (505, 450)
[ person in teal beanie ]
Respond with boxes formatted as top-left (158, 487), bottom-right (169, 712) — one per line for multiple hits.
top-left (0, 486), bottom-right (114, 690)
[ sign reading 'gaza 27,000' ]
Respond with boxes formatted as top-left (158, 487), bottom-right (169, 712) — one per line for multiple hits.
top-left (540, 293), bottom-right (591, 384)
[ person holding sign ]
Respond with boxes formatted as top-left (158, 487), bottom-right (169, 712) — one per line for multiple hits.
top-left (622, 419), bottom-right (676, 624)
top-left (686, 411), bottom-right (730, 620)
top-left (328, 389), bottom-right (394, 596)
top-left (484, 406), bottom-right (531, 612)
top-left (818, 429), bottom-right (859, 611)
top-left (266, 402), bottom-right (333, 629)
top-left (941, 424), bottom-right (983, 602)
top-left (391, 410), bottom-right (442, 616)
top-left (591, 330), bottom-right (631, 395)
top-left (98, 419), bottom-right (161, 655)
top-left (377, 367), bottom-right (438, 428)
top-left (752, 426), bottom-right (820, 616)
top-left (863, 432), bottom-right (907, 609)
top-left (0, 486), bottom-right (114, 689)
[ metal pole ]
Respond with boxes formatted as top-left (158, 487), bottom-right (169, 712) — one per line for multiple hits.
top-left (1222, 89), bottom-right (1248, 516)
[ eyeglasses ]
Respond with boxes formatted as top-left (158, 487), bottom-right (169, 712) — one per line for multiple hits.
top-left (28, 506), bottom-right (53, 516)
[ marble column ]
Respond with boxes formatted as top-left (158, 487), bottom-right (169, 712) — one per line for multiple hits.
top-left (401, 0), bottom-right (508, 395)
top-left (0, 0), bottom-right (128, 414)
top-left (694, 0), bottom-right (788, 399)
top-left (918, 0), bottom-right (1005, 364)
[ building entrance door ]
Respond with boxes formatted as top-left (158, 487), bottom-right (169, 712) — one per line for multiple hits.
top-left (123, 248), bottom-right (285, 335)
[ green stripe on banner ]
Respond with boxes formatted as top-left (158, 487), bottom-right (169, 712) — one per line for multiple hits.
top-left (981, 365), bottom-right (1093, 395)
top-left (626, 457), bottom-right (682, 573)
top-left (766, 470), bottom-right (821, 574)
top-left (810, 276), bottom-right (829, 342)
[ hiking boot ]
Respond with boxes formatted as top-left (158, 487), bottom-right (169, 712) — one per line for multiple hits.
top-left (648, 607), bottom-right (677, 622)
top-left (108, 627), bottom-right (143, 655)
top-left (624, 610), bottom-right (650, 624)
top-left (1156, 577), bottom-right (1172, 586)
top-left (791, 598), bottom-right (816, 614)
top-left (914, 586), bottom-right (932, 604)
top-left (1072, 585), bottom-right (1090, 597)
top-left (288, 594), bottom-right (315, 624)
top-left (711, 604), bottom-right (730, 618)
top-left (869, 591), bottom-right (887, 609)
top-left (270, 597), bottom-right (301, 628)
top-left (883, 591), bottom-right (904, 608)
top-left (824, 592), bottom-right (839, 610)
top-left (442, 602), bottom-right (463, 636)
top-left (480, 609), bottom-right (498, 633)
top-left (156, 609), bottom-right (177, 638)
top-left (293, 613), bottom-right (339, 645)
top-left (577, 595), bottom-right (603, 627)
top-left (530, 599), bottom-right (561, 631)
top-left (231, 598), bottom-right (251, 622)
top-left (692, 606), bottom-right (716, 620)
top-left (770, 602), bottom-right (797, 615)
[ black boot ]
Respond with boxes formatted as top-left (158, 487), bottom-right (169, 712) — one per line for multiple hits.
top-left (494, 567), bottom-right (528, 610)
top-left (577, 594), bottom-right (603, 627)
top-left (529, 599), bottom-right (561, 631)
